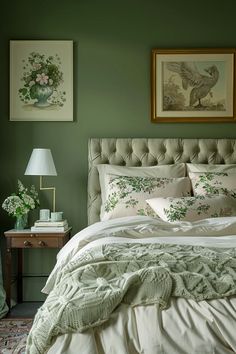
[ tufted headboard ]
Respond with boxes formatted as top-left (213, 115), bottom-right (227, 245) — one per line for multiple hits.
top-left (88, 138), bottom-right (236, 225)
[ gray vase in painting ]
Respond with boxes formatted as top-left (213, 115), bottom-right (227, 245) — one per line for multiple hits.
top-left (30, 84), bottom-right (53, 107)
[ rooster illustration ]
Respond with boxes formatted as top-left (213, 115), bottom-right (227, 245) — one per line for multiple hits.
top-left (166, 62), bottom-right (219, 108)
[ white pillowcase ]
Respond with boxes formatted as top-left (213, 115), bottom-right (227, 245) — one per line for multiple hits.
top-left (97, 163), bottom-right (186, 204)
top-left (146, 195), bottom-right (236, 223)
top-left (186, 163), bottom-right (236, 174)
top-left (189, 172), bottom-right (236, 199)
top-left (101, 175), bottom-right (191, 221)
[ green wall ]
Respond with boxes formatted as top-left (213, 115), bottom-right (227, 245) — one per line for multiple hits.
top-left (1, 0), bottom-right (236, 300)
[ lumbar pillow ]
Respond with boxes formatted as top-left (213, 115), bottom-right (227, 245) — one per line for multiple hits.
top-left (146, 195), bottom-right (236, 223)
top-left (101, 175), bottom-right (191, 221)
top-left (189, 172), bottom-right (236, 199)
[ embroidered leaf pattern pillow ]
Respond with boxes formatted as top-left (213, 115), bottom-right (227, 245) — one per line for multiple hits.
top-left (146, 195), bottom-right (236, 223)
top-left (101, 175), bottom-right (191, 221)
top-left (189, 172), bottom-right (236, 199)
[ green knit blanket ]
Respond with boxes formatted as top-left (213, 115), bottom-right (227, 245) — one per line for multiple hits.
top-left (26, 242), bottom-right (236, 354)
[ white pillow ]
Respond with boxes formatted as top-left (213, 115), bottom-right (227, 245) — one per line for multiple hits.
top-left (189, 172), bottom-right (236, 199)
top-left (146, 195), bottom-right (236, 223)
top-left (97, 163), bottom-right (186, 204)
top-left (101, 175), bottom-right (191, 221)
top-left (186, 163), bottom-right (236, 174)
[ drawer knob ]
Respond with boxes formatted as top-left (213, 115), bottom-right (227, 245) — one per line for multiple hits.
top-left (38, 240), bottom-right (46, 247)
top-left (24, 240), bottom-right (31, 247)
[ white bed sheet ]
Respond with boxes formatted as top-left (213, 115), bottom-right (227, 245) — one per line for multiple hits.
top-left (47, 299), bottom-right (236, 354)
top-left (43, 216), bottom-right (236, 354)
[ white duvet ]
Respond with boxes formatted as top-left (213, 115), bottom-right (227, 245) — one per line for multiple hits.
top-left (43, 216), bottom-right (236, 354)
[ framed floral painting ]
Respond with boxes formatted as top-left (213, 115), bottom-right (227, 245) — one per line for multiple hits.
top-left (10, 40), bottom-right (73, 121)
top-left (151, 48), bottom-right (236, 123)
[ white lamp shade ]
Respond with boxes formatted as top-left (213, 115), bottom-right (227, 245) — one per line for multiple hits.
top-left (25, 148), bottom-right (57, 176)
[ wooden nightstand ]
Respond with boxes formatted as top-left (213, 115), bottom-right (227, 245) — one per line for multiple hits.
top-left (4, 227), bottom-right (72, 310)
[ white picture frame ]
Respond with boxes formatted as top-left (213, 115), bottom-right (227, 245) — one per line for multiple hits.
top-left (10, 40), bottom-right (73, 121)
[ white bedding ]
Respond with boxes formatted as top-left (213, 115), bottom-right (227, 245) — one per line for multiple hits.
top-left (42, 216), bottom-right (236, 354)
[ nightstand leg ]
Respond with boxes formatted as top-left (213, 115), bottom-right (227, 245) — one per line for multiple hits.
top-left (6, 248), bottom-right (12, 309)
top-left (18, 249), bottom-right (23, 303)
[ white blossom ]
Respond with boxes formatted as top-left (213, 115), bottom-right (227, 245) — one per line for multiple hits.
top-left (2, 180), bottom-right (40, 217)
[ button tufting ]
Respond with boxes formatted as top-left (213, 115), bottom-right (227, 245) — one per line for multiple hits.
top-left (89, 138), bottom-right (236, 226)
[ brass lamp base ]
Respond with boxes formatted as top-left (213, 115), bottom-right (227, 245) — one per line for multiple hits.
top-left (39, 176), bottom-right (56, 212)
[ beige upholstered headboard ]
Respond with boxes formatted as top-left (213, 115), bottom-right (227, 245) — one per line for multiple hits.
top-left (88, 138), bottom-right (236, 225)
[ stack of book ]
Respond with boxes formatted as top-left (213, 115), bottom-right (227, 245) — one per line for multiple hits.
top-left (31, 219), bottom-right (69, 232)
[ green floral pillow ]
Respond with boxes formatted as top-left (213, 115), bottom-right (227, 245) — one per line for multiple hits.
top-left (97, 163), bottom-right (186, 206)
top-left (146, 195), bottom-right (236, 223)
top-left (189, 172), bottom-right (236, 198)
top-left (101, 175), bottom-right (191, 221)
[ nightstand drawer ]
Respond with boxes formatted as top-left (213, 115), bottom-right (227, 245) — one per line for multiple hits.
top-left (11, 237), bottom-right (59, 248)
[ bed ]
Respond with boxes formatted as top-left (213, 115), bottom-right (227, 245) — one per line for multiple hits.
top-left (26, 138), bottom-right (236, 354)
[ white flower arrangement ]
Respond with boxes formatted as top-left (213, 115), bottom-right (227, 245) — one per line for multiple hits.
top-left (2, 180), bottom-right (40, 217)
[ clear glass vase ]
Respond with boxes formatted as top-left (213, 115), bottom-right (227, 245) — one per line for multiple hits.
top-left (14, 213), bottom-right (28, 230)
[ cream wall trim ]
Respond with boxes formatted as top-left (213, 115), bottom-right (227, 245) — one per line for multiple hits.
top-left (88, 138), bottom-right (236, 225)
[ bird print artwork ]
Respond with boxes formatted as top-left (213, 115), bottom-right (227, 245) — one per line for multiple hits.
top-left (163, 61), bottom-right (224, 112)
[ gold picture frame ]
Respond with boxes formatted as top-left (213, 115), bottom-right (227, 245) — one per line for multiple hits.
top-left (151, 48), bottom-right (236, 123)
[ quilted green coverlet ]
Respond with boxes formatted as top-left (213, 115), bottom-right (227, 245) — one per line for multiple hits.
top-left (27, 243), bottom-right (236, 354)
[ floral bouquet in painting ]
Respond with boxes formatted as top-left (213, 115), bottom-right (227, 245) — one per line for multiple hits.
top-left (18, 52), bottom-right (66, 108)
top-left (2, 180), bottom-right (40, 229)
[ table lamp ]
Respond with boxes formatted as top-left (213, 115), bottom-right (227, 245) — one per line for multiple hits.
top-left (25, 148), bottom-right (57, 212)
